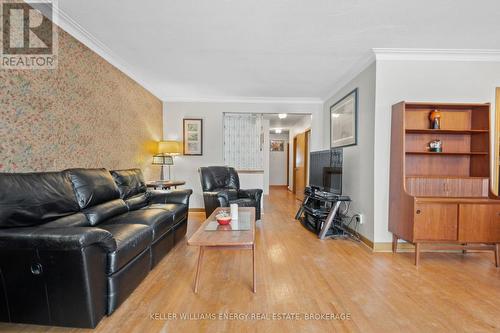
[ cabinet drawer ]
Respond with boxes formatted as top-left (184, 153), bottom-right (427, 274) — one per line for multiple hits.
top-left (458, 204), bottom-right (500, 242)
top-left (406, 177), bottom-right (488, 197)
top-left (448, 178), bottom-right (488, 197)
top-left (414, 203), bottom-right (458, 241)
top-left (406, 178), bottom-right (448, 197)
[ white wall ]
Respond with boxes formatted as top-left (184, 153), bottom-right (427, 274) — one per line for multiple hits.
top-left (262, 118), bottom-right (271, 194)
top-left (374, 60), bottom-right (500, 242)
top-left (163, 101), bottom-right (323, 208)
top-left (323, 62), bottom-right (376, 241)
top-left (269, 133), bottom-right (289, 186)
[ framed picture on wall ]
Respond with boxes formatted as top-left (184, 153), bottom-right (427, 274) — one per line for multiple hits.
top-left (330, 88), bottom-right (358, 148)
top-left (183, 118), bottom-right (203, 155)
top-left (270, 140), bottom-right (285, 151)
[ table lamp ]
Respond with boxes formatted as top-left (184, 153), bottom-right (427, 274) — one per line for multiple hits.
top-left (153, 140), bottom-right (182, 180)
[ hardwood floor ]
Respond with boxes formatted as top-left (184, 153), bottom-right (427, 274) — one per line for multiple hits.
top-left (2, 187), bottom-right (500, 332)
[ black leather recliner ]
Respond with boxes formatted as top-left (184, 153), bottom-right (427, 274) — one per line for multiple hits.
top-left (0, 168), bottom-right (192, 328)
top-left (199, 166), bottom-right (263, 220)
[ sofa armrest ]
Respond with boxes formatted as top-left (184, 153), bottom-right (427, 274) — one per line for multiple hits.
top-left (0, 226), bottom-right (117, 252)
top-left (148, 189), bottom-right (193, 205)
top-left (213, 191), bottom-right (231, 207)
top-left (200, 191), bottom-right (226, 218)
top-left (238, 188), bottom-right (263, 202)
top-left (0, 226), bottom-right (112, 327)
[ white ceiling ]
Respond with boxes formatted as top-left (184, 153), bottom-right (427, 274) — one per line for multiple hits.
top-left (54, 0), bottom-right (500, 101)
top-left (264, 114), bottom-right (311, 130)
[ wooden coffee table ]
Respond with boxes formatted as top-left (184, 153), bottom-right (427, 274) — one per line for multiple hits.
top-left (187, 207), bottom-right (256, 293)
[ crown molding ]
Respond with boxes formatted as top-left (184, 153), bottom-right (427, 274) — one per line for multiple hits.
top-left (322, 48), bottom-right (500, 102)
top-left (164, 96), bottom-right (324, 104)
top-left (321, 52), bottom-right (375, 101)
top-left (373, 48), bottom-right (500, 62)
top-left (28, 0), bottom-right (161, 99)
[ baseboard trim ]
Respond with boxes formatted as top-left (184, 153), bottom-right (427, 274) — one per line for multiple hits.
top-left (356, 232), bottom-right (374, 250)
top-left (373, 242), bottom-right (415, 252)
top-left (341, 232), bottom-right (417, 253)
top-left (342, 228), bottom-right (417, 253)
top-left (344, 226), bottom-right (374, 250)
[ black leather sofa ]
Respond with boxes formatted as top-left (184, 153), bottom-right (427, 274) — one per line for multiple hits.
top-left (0, 168), bottom-right (192, 328)
top-left (199, 166), bottom-right (263, 220)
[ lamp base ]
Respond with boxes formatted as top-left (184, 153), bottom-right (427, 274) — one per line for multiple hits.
top-left (160, 165), bottom-right (172, 181)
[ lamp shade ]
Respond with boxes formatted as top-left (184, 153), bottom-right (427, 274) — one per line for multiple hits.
top-left (152, 154), bottom-right (174, 165)
top-left (158, 141), bottom-right (182, 155)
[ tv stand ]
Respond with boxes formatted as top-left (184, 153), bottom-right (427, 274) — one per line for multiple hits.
top-left (295, 187), bottom-right (351, 239)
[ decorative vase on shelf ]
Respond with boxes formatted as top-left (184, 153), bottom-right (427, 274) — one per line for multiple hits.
top-left (429, 109), bottom-right (441, 129)
top-left (428, 139), bottom-right (442, 153)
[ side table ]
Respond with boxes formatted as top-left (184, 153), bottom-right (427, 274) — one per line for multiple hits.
top-left (146, 180), bottom-right (186, 190)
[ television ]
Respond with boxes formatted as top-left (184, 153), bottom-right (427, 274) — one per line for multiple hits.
top-left (309, 148), bottom-right (343, 195)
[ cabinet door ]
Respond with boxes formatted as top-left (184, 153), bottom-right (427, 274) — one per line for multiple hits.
top-left (414, 203), bottom-right (458, 241)
top-left (458, 204), bottom-right (500, 242)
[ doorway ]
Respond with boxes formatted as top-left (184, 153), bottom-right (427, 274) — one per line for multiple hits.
top-left (264, 113), bottom-right (312, 199)
top-left (269, 132), bottom-right (289, 187)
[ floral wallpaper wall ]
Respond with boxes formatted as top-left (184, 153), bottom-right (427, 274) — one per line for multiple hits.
top-left (0, 26), bottom-right (162, 180)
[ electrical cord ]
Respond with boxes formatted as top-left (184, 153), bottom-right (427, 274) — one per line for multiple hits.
top-left (329, 205), bottom-right (361, 242)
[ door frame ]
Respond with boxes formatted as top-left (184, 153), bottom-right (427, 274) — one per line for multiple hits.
top-left (293, 137), bottom-right (297, 193)
top-left (292, 129), bottom-right (310, 194)
top-left (305, 129), bottom-right (310, 186)
top-left (286, 142), bottom-right (290, 187)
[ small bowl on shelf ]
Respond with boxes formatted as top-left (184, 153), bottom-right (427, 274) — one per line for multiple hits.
top-left (215, 212), bottom-right (232, 225)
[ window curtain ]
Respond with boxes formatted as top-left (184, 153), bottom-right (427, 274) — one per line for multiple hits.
top-left (223, 113), bottom-right (263, 170)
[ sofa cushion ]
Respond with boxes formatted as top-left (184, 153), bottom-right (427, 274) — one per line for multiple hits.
top-left (66, 168), bottom-right (120, 209)
top-left (40, 212), bottom-right (90, 228)
top-left (98, 224), bottom-right (152, 274)
top-left (0, 171), bottom-right (80, 227)
top-left (101, 208), bottom-right (175, 241)
top-left (145, 203), bottom-right (188, 224)
top-left (110, 169), bottom-right (147, 199)
top-left (83, 199), bottom-right (128, 226)
top-left (124, 193), bottom-right (149, 211)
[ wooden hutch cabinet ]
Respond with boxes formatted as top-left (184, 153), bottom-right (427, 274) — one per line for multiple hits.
top-left (389, 102), bottom-right (500, 266)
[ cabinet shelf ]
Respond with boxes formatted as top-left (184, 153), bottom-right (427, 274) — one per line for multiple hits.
top-left (406, 129), bottom-right (488, 134)
top-left (406, 151), bottom-right (488, 155)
